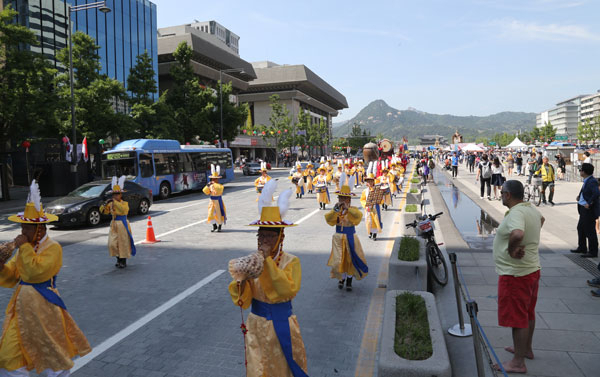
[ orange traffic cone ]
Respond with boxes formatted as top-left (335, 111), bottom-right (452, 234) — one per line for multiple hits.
top-left (142, 216), bottom-right (160, 244)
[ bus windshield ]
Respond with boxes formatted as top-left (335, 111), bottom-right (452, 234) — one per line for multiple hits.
top-left (103, 158), bottom-right (137, 179)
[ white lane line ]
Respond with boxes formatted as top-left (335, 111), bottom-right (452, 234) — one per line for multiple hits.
top-left (295, 209), bottom-right (320, 224)
top-left (134, 220), bottom-right (207, 245)
top-left (71, 269), bottom-right (225, 372)
top-left (165, 202), bottom-right (204, 212)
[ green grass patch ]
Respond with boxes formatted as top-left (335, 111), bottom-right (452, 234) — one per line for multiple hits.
top-left (398, 236), bottom-right (419, 261)
top-left (394, 292), bottom-right (433, 360)
top-left (410, 188), bottom-right (418, 194)
top-left (411, 178), bottom-right (420, 183)
top-left (405, 204), bottom-right (418, 212)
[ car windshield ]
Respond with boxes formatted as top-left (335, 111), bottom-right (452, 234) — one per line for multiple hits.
top-left (102, 158), bottom-right (137, 179)
top-left (249, 163), bottom-right (260, 167)
top-left (68, 184), bottom-right (107, 198)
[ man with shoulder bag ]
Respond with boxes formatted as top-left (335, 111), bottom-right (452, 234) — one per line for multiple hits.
top-left (476, 154), bottom-right (493, 200)
top-left (571, 163), bottom-right (600, 262)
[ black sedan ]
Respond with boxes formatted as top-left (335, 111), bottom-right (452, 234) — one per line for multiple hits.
top-left (242, 163), bottom-right (262, 175)
top-left (45, 180), bottom-right (153, 227)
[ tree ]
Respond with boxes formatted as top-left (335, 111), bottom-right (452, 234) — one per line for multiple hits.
top-left (127, 50), bottom-right (157, 106)
top-left (56, 31), bottom-right (132, 143)
top-left (347, 123), bottom-right (371, 153)
top-left (530, 125), bottom-right (541, 142)
top-left (541, 121), bottom-right (556, 142)
top-left (0, 5), bottom-right (61, 152)
top-left (296, 108), bottom-right (311, 158)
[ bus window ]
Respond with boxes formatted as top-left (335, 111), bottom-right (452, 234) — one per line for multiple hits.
top-left (139, 153), bottom-right (154, 178)
top-left (154, 153), bottom-right (172, 175)
top-left (179, 153), bottom-right (194, 172)
top-left (102, 157), bottom-right (137, 178)
top-left (218, 152), bottom-right (232, 168)
top-left (191, 153), bottom-right (206, 172)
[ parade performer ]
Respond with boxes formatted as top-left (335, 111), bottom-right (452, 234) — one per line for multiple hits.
top-left (353, 159), bottom-right (362, 187)
top-left (361, 163), bottom-right (383, 240)
top-left (376, 161), bottom-right (394, 210)
top-left (292, 162), bottom-right (305, 199)
top-left (315, 165), bottom-right (330, 210)
top-left (254, 162), bottom-right (271, 202)
top-left (344, 160), bottom-right (353, 183)
top-left (304, 163), bottom-right (315, 194)
top-left (334, 161), bottom-right (343, 192)
top-left (326, 158), bottom-right (334, 185)
top-left (0, 180), bottom-right (91, 376)
top-left (100, 176), bottom-right (136, 268)
top-left (326, 174), bottom-right (368, 291)
top-left (228, 180), bottom-right (309, 377)
top-left (202, 164), bottom-right (227, 233)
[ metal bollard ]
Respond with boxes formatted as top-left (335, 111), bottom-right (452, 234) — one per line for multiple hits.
top-left (448, 252), bottom-right (472, 337)
top-left (466, 300), bottom-right (485, 377)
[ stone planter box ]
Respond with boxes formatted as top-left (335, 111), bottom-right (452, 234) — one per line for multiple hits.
top-left (388, 233), bottom-right (427, 292)
top-left (378, 290), bottom-right (452, 377)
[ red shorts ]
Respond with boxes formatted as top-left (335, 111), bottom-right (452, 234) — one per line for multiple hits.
top-left (497, 270), bottom-right (540, 329)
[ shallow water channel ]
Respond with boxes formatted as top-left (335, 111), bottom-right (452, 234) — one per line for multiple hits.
top-left (432, 169), bottom-right (499, 251)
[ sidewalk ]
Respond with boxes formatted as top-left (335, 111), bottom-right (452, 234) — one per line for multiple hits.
top-left (438, 164), bottom-right (600, 376)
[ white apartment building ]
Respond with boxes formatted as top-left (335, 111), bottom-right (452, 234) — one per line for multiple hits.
top-left (581, 91), bottom-right (600, 125)
top-left (537, 95), bottom-right (589, 138)
top-left (186, 20), bottom-right (240, 55)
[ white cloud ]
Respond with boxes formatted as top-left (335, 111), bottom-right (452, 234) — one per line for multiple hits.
top-left (475, 0), bottom-right (586, 12)
top-left (492, 19), bottom-right (600, 42)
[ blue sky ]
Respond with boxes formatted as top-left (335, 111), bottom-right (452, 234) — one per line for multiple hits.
top-left (152, 0), bottom-right (600, 122)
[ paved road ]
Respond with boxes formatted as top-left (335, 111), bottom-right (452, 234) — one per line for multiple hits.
top-left (0, 167), bottom-right (412, 377)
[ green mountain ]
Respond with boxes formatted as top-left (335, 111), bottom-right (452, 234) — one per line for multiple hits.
top-left (333, 100), bottom-right (536, 143)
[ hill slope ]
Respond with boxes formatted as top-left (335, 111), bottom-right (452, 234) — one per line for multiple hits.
top-left (333, 100), bottom-right (535, 142)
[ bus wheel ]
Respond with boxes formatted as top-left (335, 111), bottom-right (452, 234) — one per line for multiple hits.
top-left (159, 182), bottom-right (171, 200)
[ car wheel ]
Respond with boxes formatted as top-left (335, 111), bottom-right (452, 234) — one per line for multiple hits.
top-left (159, 182), bottom-right (171, 200)
top-left (87, 208), bottom-right (101, 227)
top-left (243, 170), bottom-right (247, 175)
top-left (138, 199), bottom-right (150, 215)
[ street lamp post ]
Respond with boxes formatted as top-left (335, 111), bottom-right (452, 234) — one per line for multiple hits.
top-left (67, 1), bottom-right (110, 187)
top-left (219, 68), bottom-right (245, 148)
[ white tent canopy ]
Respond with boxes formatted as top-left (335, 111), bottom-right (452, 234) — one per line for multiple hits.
top-left (506, 137), bottom-right (527, 148)
top-left (462, 143), bottom-right (484, 152)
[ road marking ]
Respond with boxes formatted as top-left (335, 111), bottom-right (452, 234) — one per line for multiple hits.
top-left (71, 269), bottom-right (225, 373)
top-left (295, 209), bottom-right (320, 224)
top-left (135, 220), bottom-right (208, 244)
top-left (355, 162), bottom-right (415, 377)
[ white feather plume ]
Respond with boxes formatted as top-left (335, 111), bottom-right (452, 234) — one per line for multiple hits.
top-left (211, 164), bottom-right (216, 175)
top-left (111, 176), bottom-right (117, 189)
top-left (28, 180), bottom-right (41, 211)
top-left (217, 165), bottom-right (221, 176)
top-left (367, 161), bottom-right (374, 175)
top-left (340, 172), bottom-right (347, 187)
top-left (277, 188), bottom-right (293, 217)
top-left (258, 179), bottom-right (277, 214)
top-left (118, 175), bottom-right (126, 189)
top-left (348, 175), bottom-right (355, 189)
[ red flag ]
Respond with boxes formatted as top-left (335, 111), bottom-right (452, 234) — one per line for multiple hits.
top-left (82, 136), bottom-right (88, 162)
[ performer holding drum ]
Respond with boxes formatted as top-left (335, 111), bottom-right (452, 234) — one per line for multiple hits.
top-left (325, 174), bottom-right (368, 291)
top-left (254, 162), bottom-right (271, 202)
top-left (334, 161), bottom-right (343, 192)
top-left (361, 162), bottom-right (383, 240)
top-left (202, 164), bottom-right (227, 233)
top-left (100, 176), bottom-right (136, 268)
top-left (376, 161), bottom-right (394, 210)
top-left (315, 165), bottom-right (330, 210)
top-left (304, 163), bottom-right (315, 194)
top-left (228, 181), bottom-right (309, 377)
top-left (292, 162), bottom-right (305, 199)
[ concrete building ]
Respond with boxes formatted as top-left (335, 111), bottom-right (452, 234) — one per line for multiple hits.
top-left (581, 91), bottom-right (600, 125)
top-left (4, 0), bottom-right (159, 99)
top-left (182, 20), bottom-right (239, 56)
top-left (538, 95), bottom-right (589, 138)
top-left (237, 61), bottom-right (348, 161)
top-left (419, 135), bottom-right (447, 147)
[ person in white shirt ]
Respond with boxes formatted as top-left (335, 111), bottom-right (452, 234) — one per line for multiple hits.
top-left (491, 157), bottom-right (505, 200)
top-left (584, 151), bottom-right (592, 164)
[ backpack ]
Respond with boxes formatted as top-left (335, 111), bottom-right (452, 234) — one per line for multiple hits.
top-left (481, 162), bottom-right (492, 179)
top-left (428, 160), bottom-right (435, 169)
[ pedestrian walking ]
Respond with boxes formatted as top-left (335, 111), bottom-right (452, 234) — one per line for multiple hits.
top-left (476, 154), bottom-right (493, 200)
top-left (451, 152), bottom-right (459, 177)
top-left (570, 163), bottom-right (600, 260)
top-left (526, 152), bottom-right (538, 184)
top-left (507, 153), bottom-right (514, 176)
top-left (534, 157), bottom-right (555, 205)
top-left (100, 176), bottom-right (136, 268)
top-left (326, 174), bottom-right (368, 291)
top-left (493, 180), bottom-right (544, 374)
top-left (516, 152), bottom-right (523, 176)
top-left (556, 154), bottom-right (566, 180)
top-left (491, 157), bottom-right (505, 200)
top-left (254, 163), bottom-right (272, 202)
top-left (228, 181), bottom-right (309, 377)
top-left (202, 164), bottom-right (227, 232)
top-left (1, 180), bottom-right (91, 376)
top-left (584, 151), bottom-right (592, 164)
top-left (468, 153), bottom-right (476, 173)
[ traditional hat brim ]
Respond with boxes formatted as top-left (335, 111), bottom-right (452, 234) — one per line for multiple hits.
top-left (247, 222), bottom-right (297, 227)
top-left (336, 192), bottom-right (357, 197)
top-left (8, 213), bottom-right (58, 224)
top-left (210, 176), bottom-right (222, 179)
top-left (106, 190), bottom-right (127, 195)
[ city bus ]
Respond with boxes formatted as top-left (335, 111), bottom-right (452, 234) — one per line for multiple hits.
top-left (101, 139), bottom-right (234, 199)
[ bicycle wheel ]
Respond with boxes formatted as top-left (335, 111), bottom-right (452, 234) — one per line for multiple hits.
top-left (426, 242), bottom-right (448, 286)
top-left (532, 186), bottom-right (541, 206)
top-left (523, 186), bottom-right (530, 202)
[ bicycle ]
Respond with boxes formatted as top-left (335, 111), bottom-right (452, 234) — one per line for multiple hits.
top-left (406, 212), bottom-right (448, 286)
top-left (523, 176), bottom-right (542, 206)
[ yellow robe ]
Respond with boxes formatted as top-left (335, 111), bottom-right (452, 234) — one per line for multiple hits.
top-left (360, 188), bottom-right (382, 234)
top-left (255, 175), bottom-right (272, 201)
top-left (304, 170), bottom-right (315, 191)
top-left (229, 252), bottom-right (307, 377)
top-left (376, 175), bottom-right (393, 206)
top-left (325, 207), bottom-right (368, 280)
top-left (357, 167), bottom-right (365, 185)
top-left (292, 172), bottom-right (304, 195)
top-left (202, 183), bottom-right (226, 225)
top-left (100, 200), bottom-right (133, 258)
top-left (326, 166), bottom-right (333, 184)
top-left (0, 238), bottom-right (91, 372)
top-left (388, 171), bottom-right (398, 195)
top-left (334, 171), bottom-right (343, 192)
top-left (314, 175), bottom-right (330, 204)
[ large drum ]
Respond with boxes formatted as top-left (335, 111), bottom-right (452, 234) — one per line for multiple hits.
top-left (256, 185), bottom-right (264, 193)
top-left (316, 186), bottom-right (327, 193)
top-left (291, 177), bottom-right (300, 185)
top-left (363, 142), bottom-right (379, 164)
top-left (381, 185), bottom-right (391, 195)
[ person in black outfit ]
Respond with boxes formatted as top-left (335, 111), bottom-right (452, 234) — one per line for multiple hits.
top-left (571, 163), bottom-right (600, 259)
top-left (468, 153), bottom-right (476, 173)
top-left (476, 154), bottom-right (492, 200)
top-left (515, 152), bottom-right (523, 176)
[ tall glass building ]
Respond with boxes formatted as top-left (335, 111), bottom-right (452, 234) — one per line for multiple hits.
top-left (3, 0), bottom-right (158, 100)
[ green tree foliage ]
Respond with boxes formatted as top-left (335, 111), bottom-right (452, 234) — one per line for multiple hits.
top-left (127, 50), bottom-right (156, 106)
top-left (0, 5), bottom-right (60, 152)
top-left (295, 108), bottom-right (311, 157)
top-left (56, 31), bottom-right (132, 143)
top-left (347, 123), bottom-right (372, 152)
top-left (540, 121), bottom-right (556, 141)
